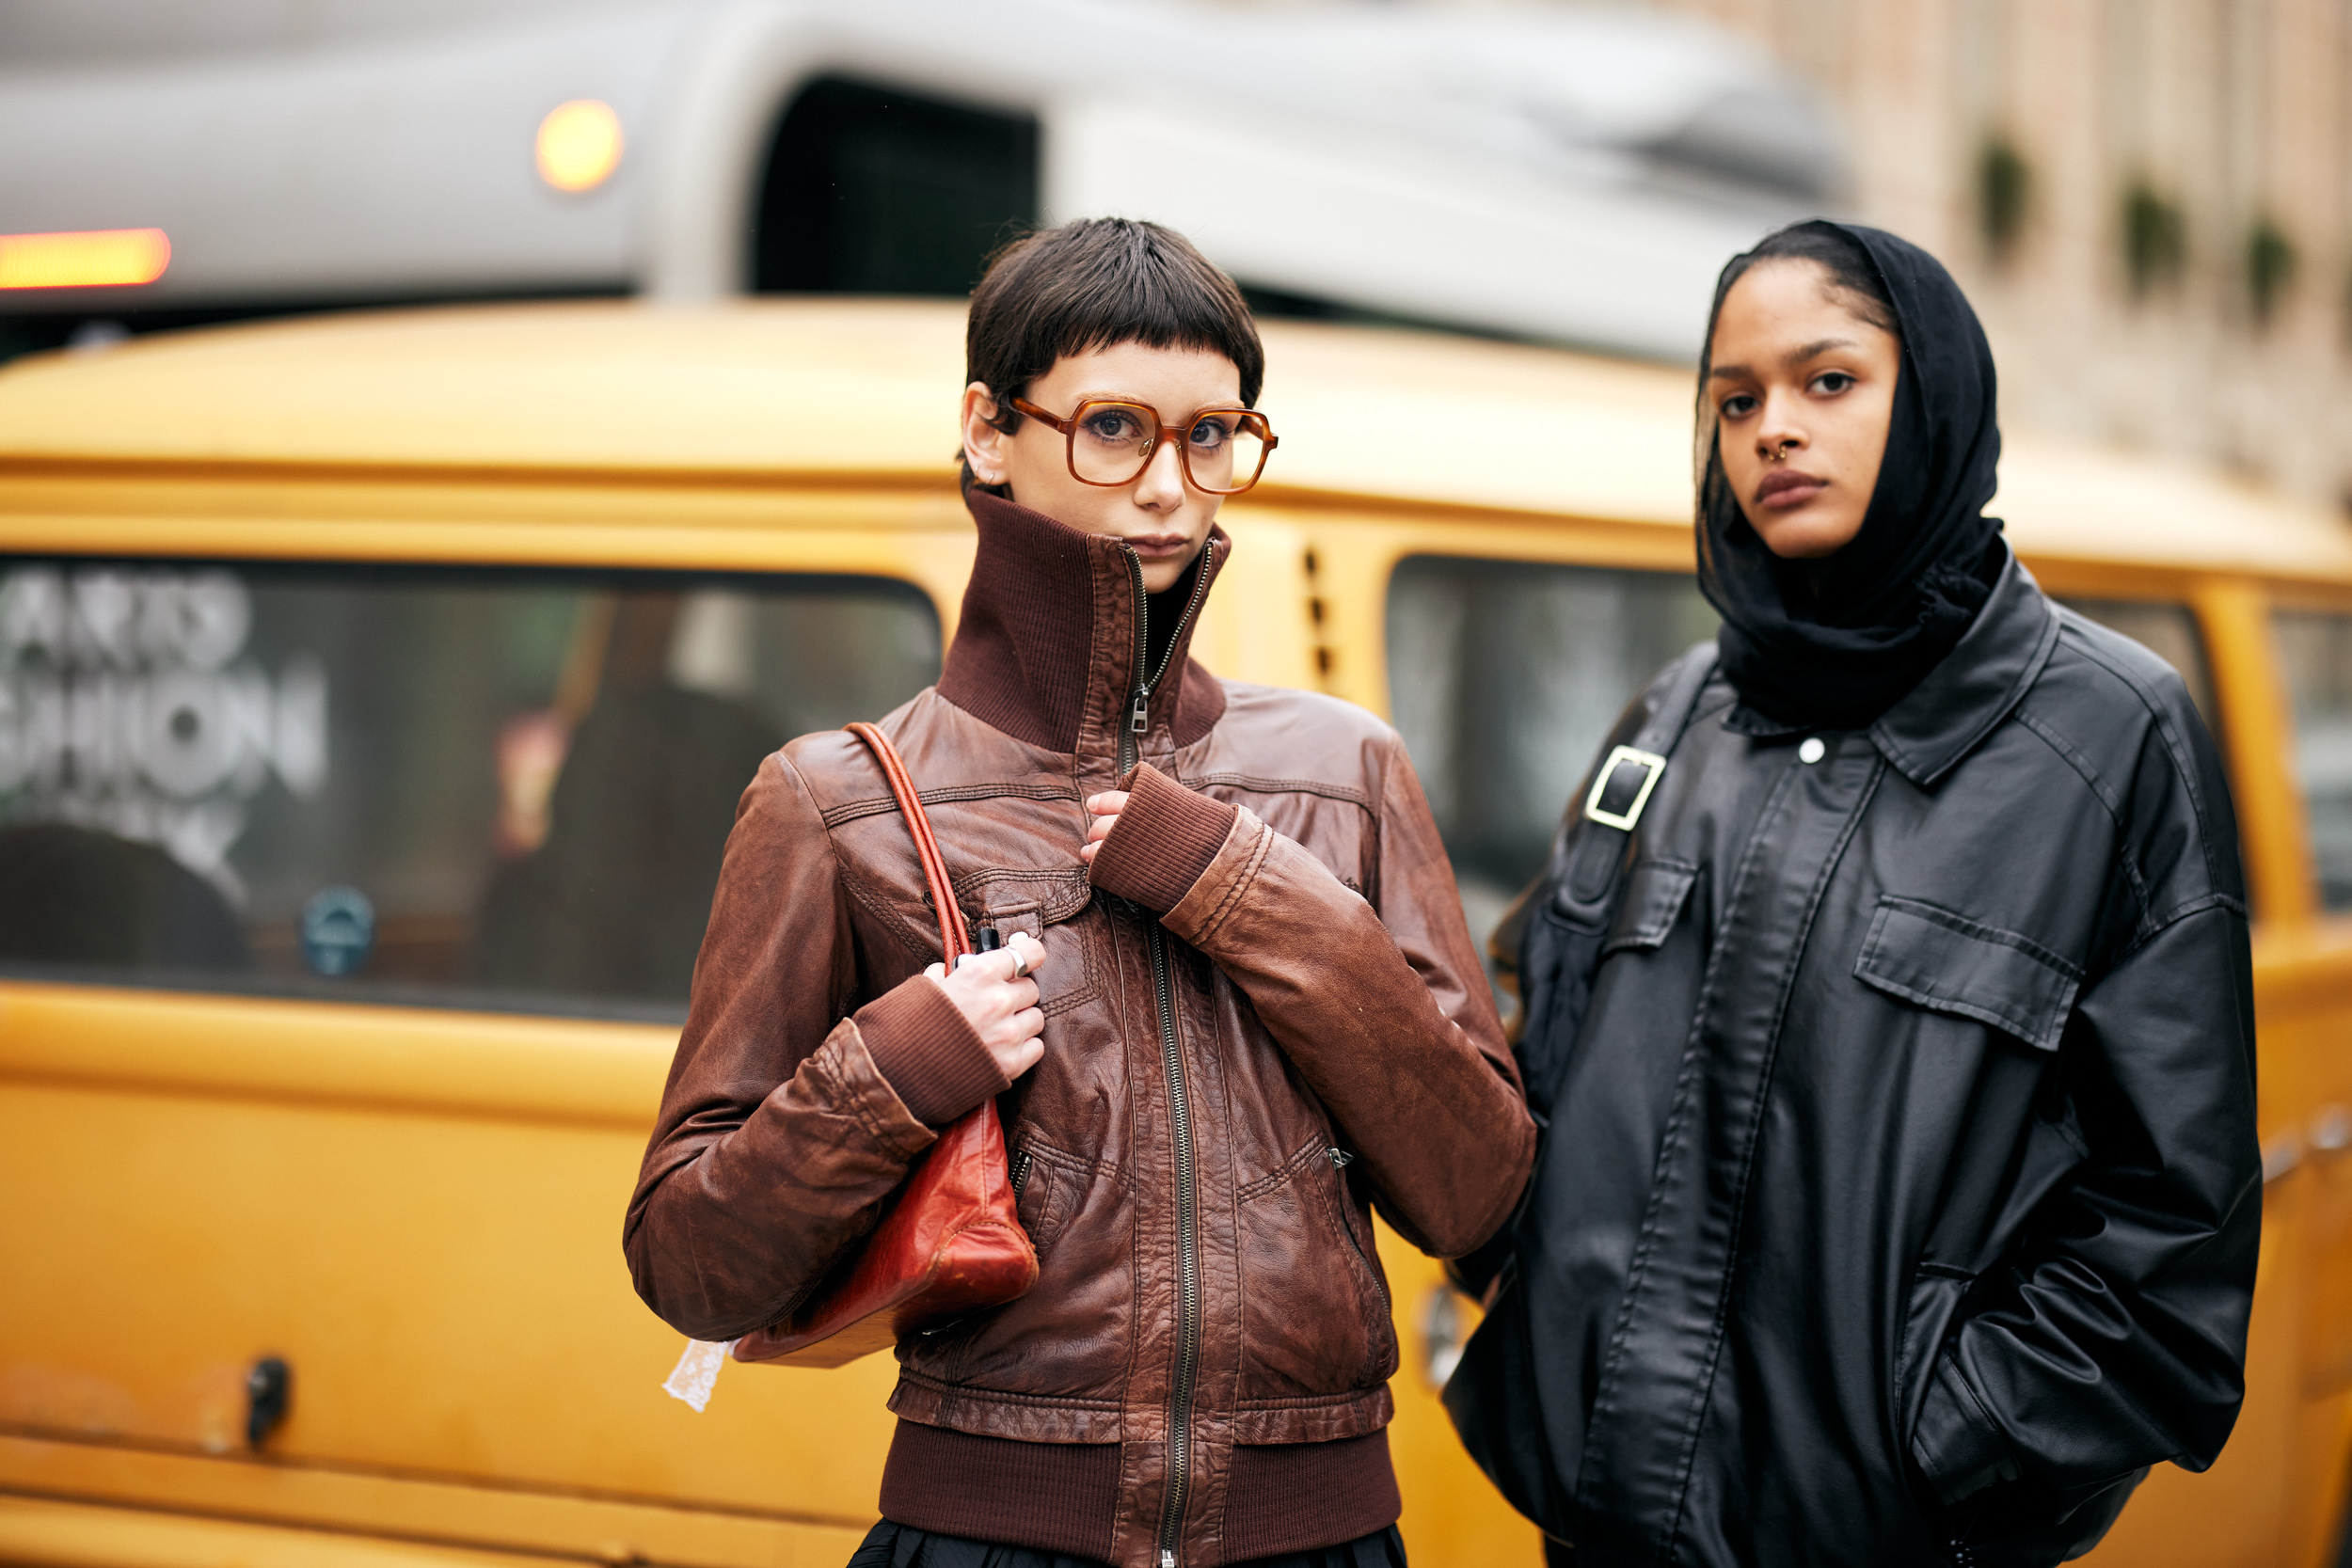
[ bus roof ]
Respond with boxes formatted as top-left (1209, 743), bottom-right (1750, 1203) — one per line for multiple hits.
top-left (2, 298), bottom-right (2346, 580)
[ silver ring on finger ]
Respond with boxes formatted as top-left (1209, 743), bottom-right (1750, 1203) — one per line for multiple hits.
top-left (1007, 947), bottom-right (1030, 980)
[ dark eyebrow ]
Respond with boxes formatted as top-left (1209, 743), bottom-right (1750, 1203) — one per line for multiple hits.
top-left (1787, 338), bottom-right (1859, 366)
top-left (1708, 339), bottom-right (1862, 382)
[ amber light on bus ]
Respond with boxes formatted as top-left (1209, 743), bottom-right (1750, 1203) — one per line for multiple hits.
top-left (536, 100), bottom-right (624, 193)
top-left (0, 228), bottom-right (171, 290)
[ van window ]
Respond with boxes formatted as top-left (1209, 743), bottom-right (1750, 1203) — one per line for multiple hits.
top-left (2056, 598), bottom-right (2219, 736)
top-left (0, 562), bottom-right (940, 1017)
top-left (2274, 608), bottom-right (2352, 911)
top-left (1385, 556), bottom-right (1717, 941)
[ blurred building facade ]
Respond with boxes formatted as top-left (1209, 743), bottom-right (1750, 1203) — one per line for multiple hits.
top-left (1651, 0), bottom-right (2352, 511)
top-left (1260, 0), bottom-right (2350, 507)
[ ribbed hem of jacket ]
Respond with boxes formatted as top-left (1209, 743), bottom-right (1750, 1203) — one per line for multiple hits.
top-left (877, 1421), bottom-right (1400, 1561)
top-left (856, 977), bottom-right (1007, 1128)
top-left (1088, 762), bottom-right (1239, 915)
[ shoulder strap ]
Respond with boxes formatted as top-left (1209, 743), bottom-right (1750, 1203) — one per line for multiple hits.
top-left (846, 721), bottom-right (971, 964)
top-left (1550, 640), bottom-right (1720, 921)
top-left (1445, 642), bottom-right (1718, 1301)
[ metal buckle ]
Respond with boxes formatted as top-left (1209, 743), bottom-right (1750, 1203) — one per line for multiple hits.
top-left (1582, 745), bottom-right (1667, 832)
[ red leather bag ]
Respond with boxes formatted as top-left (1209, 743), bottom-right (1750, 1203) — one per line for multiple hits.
top-left (732, 721), bottom-right (1039, 1369)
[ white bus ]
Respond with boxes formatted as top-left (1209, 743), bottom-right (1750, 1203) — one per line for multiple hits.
top-left (0, 0), bottom-right (1842, 358)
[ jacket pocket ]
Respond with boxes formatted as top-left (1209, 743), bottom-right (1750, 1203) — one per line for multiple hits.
top-left (1852, 896), bottom-right (2081, 1053)
top-left (1009, 1136), bottom-right (1086, 1264)
top-left (1601, 858), bottom-right (1698, 958)
top-left (1894, 1261), bottom-right (1974, 1441)
top-left (1235, 1136), bottom-right (1395, 1399)
top-left (963, 870), bottom-right (1102, 1016)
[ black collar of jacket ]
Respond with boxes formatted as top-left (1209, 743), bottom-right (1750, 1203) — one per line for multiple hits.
top-left (1726, 543), bottom-right (2058, 790)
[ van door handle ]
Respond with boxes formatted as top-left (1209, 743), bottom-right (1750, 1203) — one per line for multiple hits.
top-left (246, 1356), bottom-right (291, 1449)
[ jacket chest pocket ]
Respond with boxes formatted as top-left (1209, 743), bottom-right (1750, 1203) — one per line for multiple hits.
top-left (1851, 895), bottom-right (2081, 1053)
top-left (960, 868), bottom-right (1104, 1017)
top-left (1600, 858), bottom-right (1698, 958)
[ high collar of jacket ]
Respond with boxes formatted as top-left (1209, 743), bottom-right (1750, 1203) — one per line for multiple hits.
top-left (1723, 543), bottom-right (2056, 789)
top-left (935, 486), bottom-right (1230, 758)
top-left (1867, 543), bottom-right (2057, 787)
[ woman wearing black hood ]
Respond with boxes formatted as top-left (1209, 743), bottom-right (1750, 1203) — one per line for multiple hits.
top-left (1445, 222), bottom-right (2262, 1567)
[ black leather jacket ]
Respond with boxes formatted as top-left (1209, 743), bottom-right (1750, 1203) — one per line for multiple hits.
top-left (1456, 552), bottom-right (2261, 1567)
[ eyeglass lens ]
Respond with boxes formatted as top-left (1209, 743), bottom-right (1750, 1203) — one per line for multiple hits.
top-left (1070, 402), bottom-right (1270, 493)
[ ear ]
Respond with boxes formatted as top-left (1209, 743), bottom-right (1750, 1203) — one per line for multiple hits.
top-left (961, 381), bottom-right (1010, 487)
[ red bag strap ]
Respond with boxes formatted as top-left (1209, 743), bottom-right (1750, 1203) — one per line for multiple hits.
top-left (846, 721), bottom-right (972, 965)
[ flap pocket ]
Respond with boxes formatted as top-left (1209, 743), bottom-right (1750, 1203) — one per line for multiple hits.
top-left (1601, 859), bottom-right (1698, 958)
top-left (959, 867), bottom-right (1094, 929)
top-left (960, 869), bottom-right (1100, 1016)
top-left (1853, 896), bottom-right (2081, 1052)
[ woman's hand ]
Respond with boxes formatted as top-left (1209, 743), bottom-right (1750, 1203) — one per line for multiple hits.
top-left (1076, 790), bottom-right (1128, 866)
top-left (925, 931), bottom-right (1049, 1080)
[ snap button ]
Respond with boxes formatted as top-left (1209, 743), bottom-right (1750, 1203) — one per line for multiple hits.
top-left (1798, 736), bottom-right (1826, 764)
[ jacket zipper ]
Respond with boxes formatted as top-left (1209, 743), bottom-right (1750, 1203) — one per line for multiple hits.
top-left (1150, 919), bottom-right (1199, 1568)
top-left (1010, 1148), bottom-right (1033, 1198)
top-left (1117, 544), bottom-right (1213, 779)
top-left (1117, 544), bottom-right (1211, 1568)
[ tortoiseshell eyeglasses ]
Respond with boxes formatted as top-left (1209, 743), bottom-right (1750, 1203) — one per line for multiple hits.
top-left (1009, 396), bottom-right (1278, 496)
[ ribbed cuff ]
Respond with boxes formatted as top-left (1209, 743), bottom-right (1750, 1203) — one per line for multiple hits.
top-left (1910, 1352), bottom-right (2021, 1510)
top-left (1087, 762), bottom-right (1238, 914)
top-left (857, 976), bottom-right (1008, 1128)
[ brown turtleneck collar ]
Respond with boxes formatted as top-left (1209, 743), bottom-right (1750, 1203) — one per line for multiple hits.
top-left (936, 488), bottom-right (1230, 757)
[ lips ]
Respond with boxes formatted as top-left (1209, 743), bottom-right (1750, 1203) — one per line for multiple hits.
top-left (1754, 470), bottom-right (1827, 510)
top-left (1123, 533), bottom-right (1194, 557)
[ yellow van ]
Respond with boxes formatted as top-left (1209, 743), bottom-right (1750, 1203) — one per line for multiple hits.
top-left (1, 299), bottom-right (2348, 1568)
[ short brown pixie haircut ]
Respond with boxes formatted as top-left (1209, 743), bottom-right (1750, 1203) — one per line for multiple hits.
top-left (963, 217), bottom-right (1264, 488)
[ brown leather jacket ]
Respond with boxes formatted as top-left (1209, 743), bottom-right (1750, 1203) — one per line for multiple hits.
top-left (624, 491), bottom-right (1536, 1568)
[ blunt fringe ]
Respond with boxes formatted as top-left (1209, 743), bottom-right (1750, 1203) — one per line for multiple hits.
top-left (963, 218), bottom-right (1263, 483)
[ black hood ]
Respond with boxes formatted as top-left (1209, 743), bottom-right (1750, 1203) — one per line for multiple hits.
top-left (1696, 221), bottom-right (2007, 731)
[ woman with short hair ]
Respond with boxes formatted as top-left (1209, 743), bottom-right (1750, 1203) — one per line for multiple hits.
top-left (627, 217), bottom-right (1535, 1568)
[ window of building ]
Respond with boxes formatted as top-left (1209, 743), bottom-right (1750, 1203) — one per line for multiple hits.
top-left (0, 562), bottom-right (940, 1017)
top-left (2273, 608), bottom-right (2352, 911)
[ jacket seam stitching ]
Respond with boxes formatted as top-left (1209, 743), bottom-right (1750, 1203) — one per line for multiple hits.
top-left (821, 781), bottom-right (1082, 827)
top-left (2113, 891), bottom-right (2248, 964)
top-left (1193, 818), bottom-right (1274, 944)
top-left (1661, 755), bottom-right (1888, 1562)
top-left (799, 749), bottom-right (945, 965)
top-left (1177, 771), bottom-right (1374, 809)
top-left (896, 1370), bottom-right (1125, 1412)
top-left (2055, 619), bottom-right (2228, 896)
top-left (2012, 704), bottom-right (2155, 935)
top-left (1236, 1134), bottom-right (1333, 1202)
top-left (837, 866), bottom-right (945, 963)
top-left (1577, 758), bottom-right (1807, 1533)
top-left (1234, 1389), bottom-right (1391, 1411)
top-left (1871, 896), bottom-right (2085, 978)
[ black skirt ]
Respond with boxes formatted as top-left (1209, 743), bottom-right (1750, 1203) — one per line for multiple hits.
top-left (846, 1520), bottom-right (1407, 1568)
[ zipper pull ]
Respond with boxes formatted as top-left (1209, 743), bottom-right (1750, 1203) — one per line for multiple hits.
top-left (1327, 1148), bottom-right (1355, 1168)
top-left (1160, 1554), bottom-right (1176, 1568)
top-left (1130, 689), bottom-right (1151, 734)
top-left (1010, 1148), bottom-right (1034, 1196)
